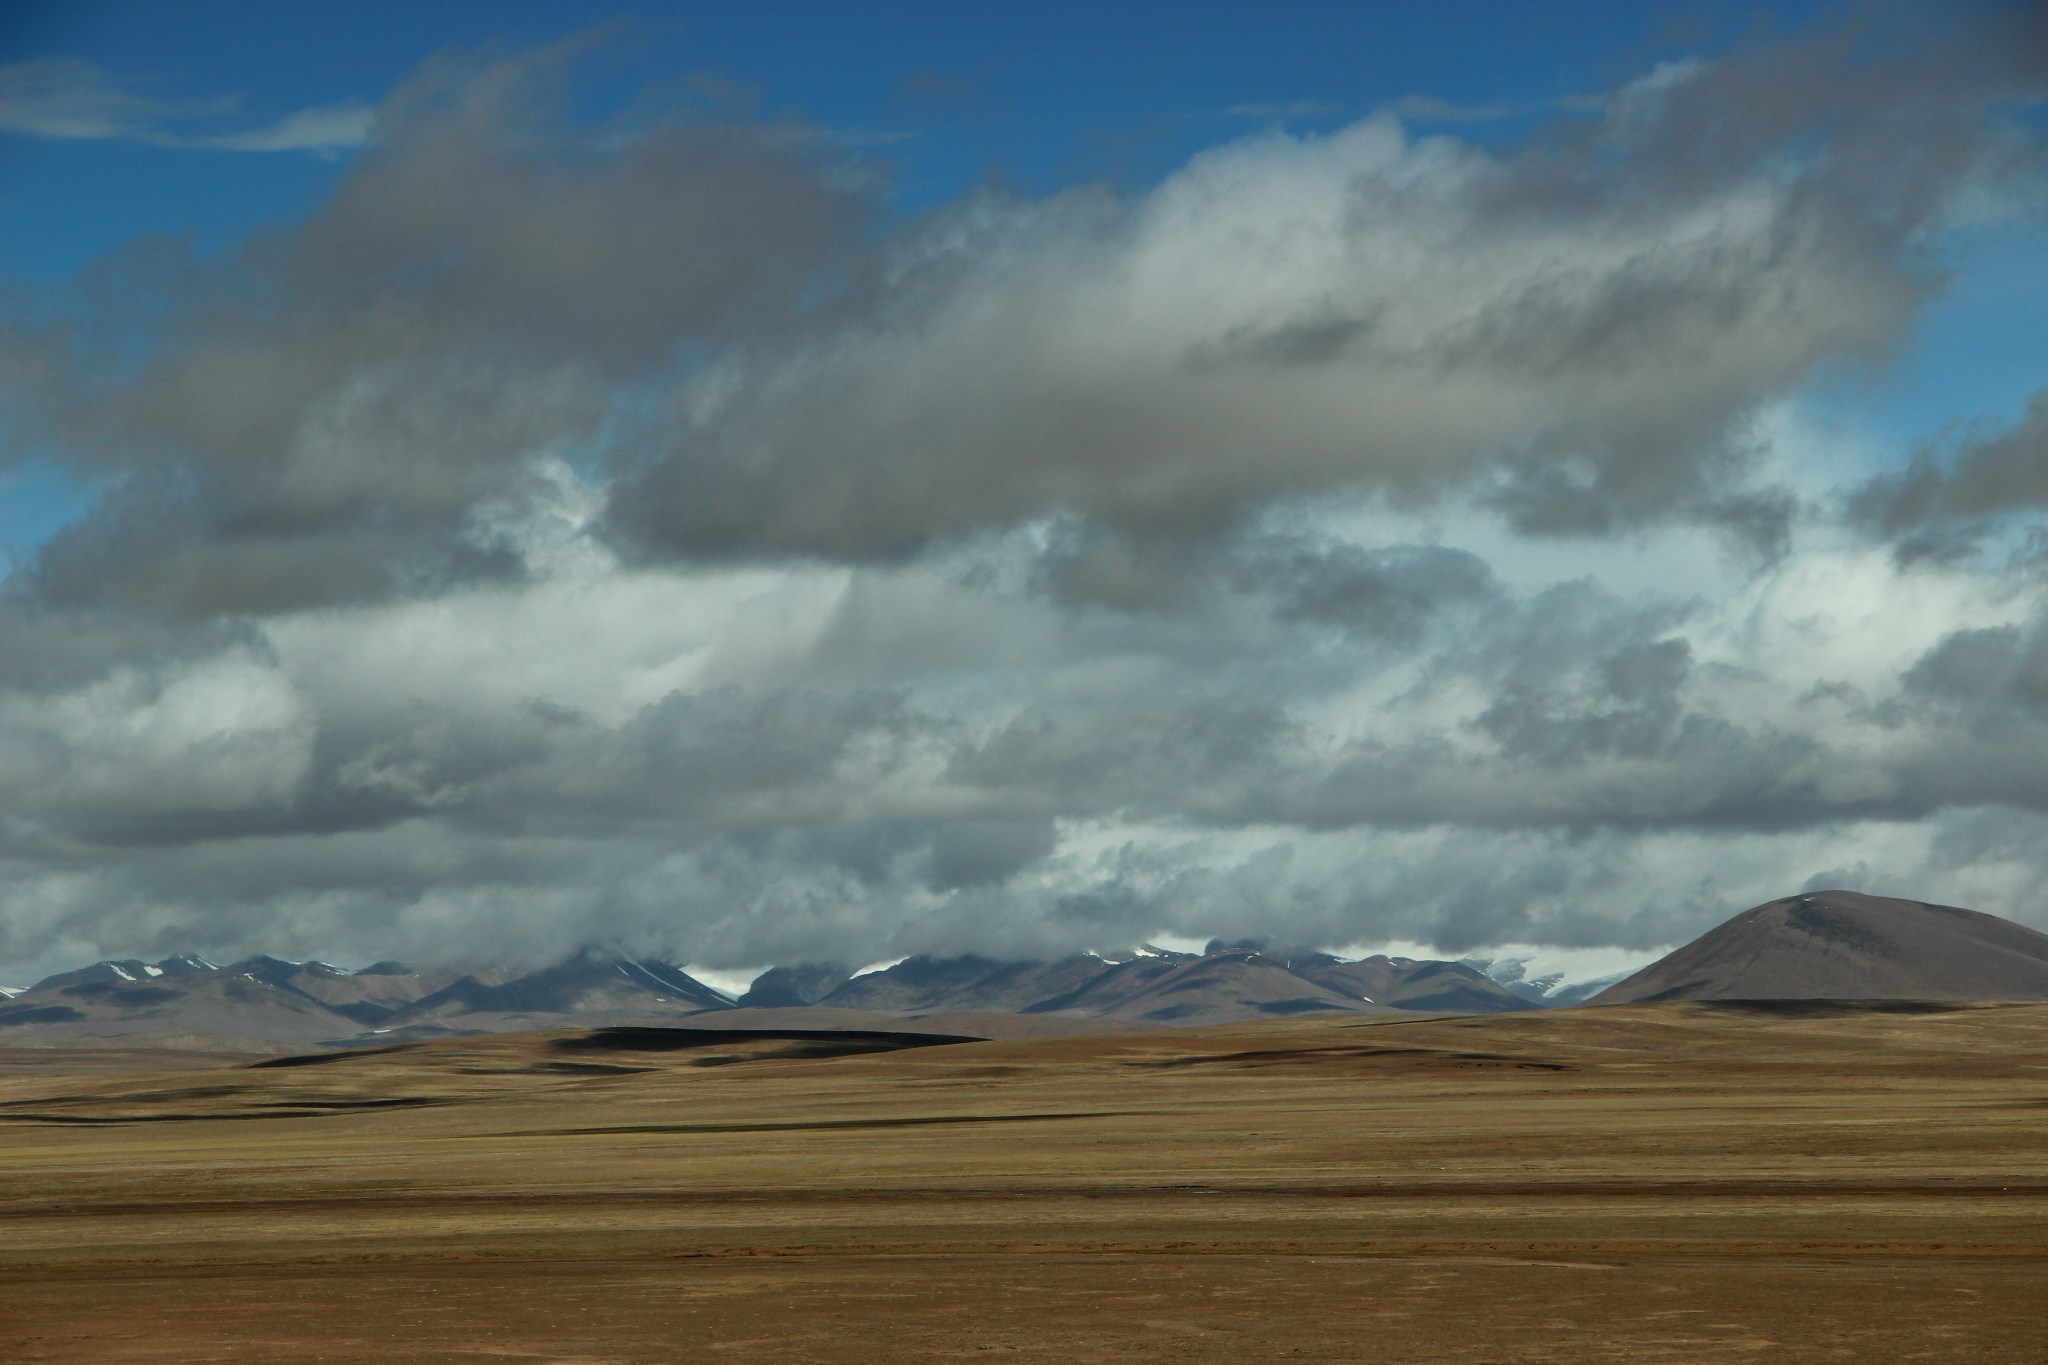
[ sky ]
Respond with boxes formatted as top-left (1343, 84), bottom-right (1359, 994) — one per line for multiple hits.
top-left (1, 2), bottom-right (2046, 987)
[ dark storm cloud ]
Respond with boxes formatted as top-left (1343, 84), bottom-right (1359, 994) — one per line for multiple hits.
top-left (1873, 613), bottom-right (2048, 811)
top-left (1848, 389), bottom-right (2048, 561)
top-left (3, 35), bottom-right (873, 618)
top-left (527, 685), bottom-right (923, 827)
top-left (926, 818), bottom-right (1061, 891)
top-left (0, 594), bottom-right (260, 694)
top-left (947, 691), bottom-right (1298, 827)
top-left (1233, 539), bottom-right (1498, 641)
top-left (23, 479), bottom-right (530, 616)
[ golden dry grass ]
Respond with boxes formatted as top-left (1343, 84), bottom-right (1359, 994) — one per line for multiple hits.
top-left (3, 1001), bottom-right (2046, 1361)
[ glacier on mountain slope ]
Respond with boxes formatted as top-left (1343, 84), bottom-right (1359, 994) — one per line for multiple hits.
top-left (1460, 947), bottom-right (1657, 1006)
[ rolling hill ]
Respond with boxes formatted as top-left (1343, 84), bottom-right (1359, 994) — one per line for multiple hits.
top-left (1589, 890), bottom-right (2048, 1004)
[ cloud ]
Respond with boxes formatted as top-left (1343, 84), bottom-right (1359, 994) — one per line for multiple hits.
top-left (1847, 388), bottom-right (2048, 560)
top-left (1232, 539), bottom-right (1498, 640)
top-left (2, 14), bottom-right (2048, 981)
top-left (0, 57), bottom-right (370, 153)
top-left (200, 103), bottom-right (375, 153)
top-left (0, 58), bottom-right (228, 140)
top-left (4, 520), bottom-right (2048, 977)
top-left (605, 13), bottom-right (2035, 565)
top-left (4, 39), bottom-right (873, 617)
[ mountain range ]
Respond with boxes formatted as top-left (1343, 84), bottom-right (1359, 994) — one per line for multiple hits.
top-left (740, 944), bottom-right (1532, 1024)
top-left (0, 941), bottom-right (1529, 1049)
top-left (8, 889), bottom-right (2048, 1050)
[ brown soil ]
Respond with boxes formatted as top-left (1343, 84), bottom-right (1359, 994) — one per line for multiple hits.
top-left (3, 1002), bottom-right (2045, 1362)
top-left (7, 1254), bottom-right (2044, 1363)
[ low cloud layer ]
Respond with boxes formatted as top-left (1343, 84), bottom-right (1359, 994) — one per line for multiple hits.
top-left (2, 13), bottom-right (2046, 982)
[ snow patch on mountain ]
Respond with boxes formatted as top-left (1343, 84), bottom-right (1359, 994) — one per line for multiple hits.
top-left (1459, 944), bottom-right (1663, 1006)
top-left (683, 964), bottom-right (771, 1000)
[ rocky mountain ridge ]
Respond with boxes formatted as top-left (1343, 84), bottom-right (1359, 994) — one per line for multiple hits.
top-left (12, 889), bottom-right (2047, 1050)
top-left (0, 941), bottom-right (1530, 1048)
top-left (739, 944), bottom-right (1532, 1027)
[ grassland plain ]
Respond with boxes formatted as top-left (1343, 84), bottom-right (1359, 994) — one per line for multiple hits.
top-left (2, 1002), bottom-right (2045, 1362)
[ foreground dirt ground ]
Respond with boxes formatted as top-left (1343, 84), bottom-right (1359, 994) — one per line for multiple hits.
top-left (3, 1001), bottom-right (2045, 1362)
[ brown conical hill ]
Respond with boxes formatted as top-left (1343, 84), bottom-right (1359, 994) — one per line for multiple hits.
top-left (1589, 890), bottom-right (2048, 1004)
